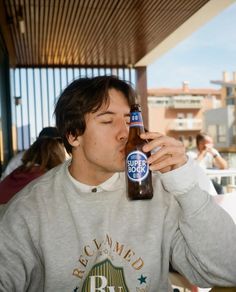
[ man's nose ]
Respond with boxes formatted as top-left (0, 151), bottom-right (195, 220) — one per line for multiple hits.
top-left (117, 121), bottom-right (129, 141)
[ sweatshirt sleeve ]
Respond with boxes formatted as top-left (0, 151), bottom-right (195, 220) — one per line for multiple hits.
top-left (0, 199), bottom-right (44, 291)
top-left (159, 158), bottom-right (236, 287)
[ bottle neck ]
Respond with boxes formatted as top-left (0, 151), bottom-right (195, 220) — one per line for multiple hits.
top-left (129, 110), bottom-right (145, 135)
top-left (130, 111), bottom-right (144, 128)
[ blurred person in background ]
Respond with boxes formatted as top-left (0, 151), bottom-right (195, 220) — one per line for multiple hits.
top-left (0, 136), bottom-right (65, 204)
top-left (0, 126), bottom-right (62, 180)
top-left (188, 132), bottom-right (227, 194)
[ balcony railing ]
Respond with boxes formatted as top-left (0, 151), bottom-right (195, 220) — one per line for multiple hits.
top-left (148, 95), bottom-right (204, 109)
top-left (169, 95), bottom-right (204, 109)
top-left (168, 118), bottom-right (202, 131)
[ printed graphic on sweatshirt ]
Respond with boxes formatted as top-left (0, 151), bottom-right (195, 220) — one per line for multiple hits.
top-left (81, 259), bottom-right (129, 291)
top-left (72, 233), bottom-right (150, 291)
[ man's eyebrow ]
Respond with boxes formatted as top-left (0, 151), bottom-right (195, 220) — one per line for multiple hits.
top-left (96, 111), bottom-right (130, 117)
top-left (96, 111), bottom-right (114, 117)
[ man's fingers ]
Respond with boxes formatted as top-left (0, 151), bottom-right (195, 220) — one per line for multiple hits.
top-left (140, 132), bottom-right (164, 142)
top-left (149, 154), bottom-right (185, 172)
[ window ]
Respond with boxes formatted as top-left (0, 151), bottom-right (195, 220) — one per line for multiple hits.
top-left (178, 136), bottom-right (184, 142)
top-left (226, 97), bottom-right (235, 105)
top-left (226, 87), bottom-right (234, 97)
top-left (217, 125), bottom-right (226, 143)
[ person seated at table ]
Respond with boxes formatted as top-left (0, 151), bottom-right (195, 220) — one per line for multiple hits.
top-left (0, 136), bottom-right (65, 204)
top-left (188, 132), bottom-right (228, 194)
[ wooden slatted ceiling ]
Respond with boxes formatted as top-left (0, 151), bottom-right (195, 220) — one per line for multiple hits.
top-left (3, 0), bottom-right (210, 67)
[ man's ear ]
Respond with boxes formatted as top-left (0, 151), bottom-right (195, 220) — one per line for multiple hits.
top-left (67, 133), bottom-right (80, 147)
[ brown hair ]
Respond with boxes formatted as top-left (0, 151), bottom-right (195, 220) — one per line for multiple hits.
top-left (196, 132), bottom-right (210, 147)
top-left (54, 75), bottom-right (136, 154)
top-left (20, 137), bottom-right (65, 172)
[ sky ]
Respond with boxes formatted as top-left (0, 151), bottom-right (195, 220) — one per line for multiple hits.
top-left (147, 2), bottom-right (236, 89)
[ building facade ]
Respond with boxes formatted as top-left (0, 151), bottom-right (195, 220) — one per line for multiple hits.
top-left (206, 71), bottom-right (236, 149)
top-left (148, 81), bottom-right (222, 149)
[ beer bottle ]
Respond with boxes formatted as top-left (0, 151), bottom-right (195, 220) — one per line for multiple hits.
top-left (125, 104), bottom-right (153, 200)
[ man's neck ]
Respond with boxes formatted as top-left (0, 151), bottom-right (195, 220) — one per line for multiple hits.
top-left (68, 158), bottom-right (115, 186)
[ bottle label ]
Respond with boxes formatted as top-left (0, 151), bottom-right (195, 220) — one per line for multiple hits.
top-left (126, 150), bottom-right (149, 182)
top-left (130, 111), bottom-right (143, 127)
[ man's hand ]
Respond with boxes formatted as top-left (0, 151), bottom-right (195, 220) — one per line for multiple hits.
top-left (205, 143), bottom-right (219, 157)
top-left (140, 132), bottom-right (188, 173)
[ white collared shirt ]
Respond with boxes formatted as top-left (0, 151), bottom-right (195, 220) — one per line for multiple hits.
top-left (66, 165), bottom-right (121, 193)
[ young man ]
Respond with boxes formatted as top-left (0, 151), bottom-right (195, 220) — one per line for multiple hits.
top-left (0, 76), bottom-right (236, 291)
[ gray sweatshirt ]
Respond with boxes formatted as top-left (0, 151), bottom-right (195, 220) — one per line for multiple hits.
top-left (0, 158), bottom-right (236, 291)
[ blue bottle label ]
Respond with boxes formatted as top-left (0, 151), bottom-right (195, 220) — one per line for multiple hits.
top-left (130, 111), bottom-right (143, 127)
top-left (126, 150), bottom-right (149, 182)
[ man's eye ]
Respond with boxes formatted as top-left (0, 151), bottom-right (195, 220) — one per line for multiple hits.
top-left (101, 121), bottom-right (112, 124)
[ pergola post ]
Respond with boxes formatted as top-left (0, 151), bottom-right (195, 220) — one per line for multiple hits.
top-left (135, 66), bottom-right (149, 130)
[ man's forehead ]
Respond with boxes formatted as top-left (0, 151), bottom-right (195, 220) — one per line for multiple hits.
top-left (86, 101), bottom-right (130, 121)
top-left (96, 92), bottom-right (130, 113)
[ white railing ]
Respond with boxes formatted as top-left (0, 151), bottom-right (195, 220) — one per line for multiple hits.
top-left (168, 118), bottom-right (202, 131)
top-left (169, 95), bottom-right (204, 109)
top-left (205, 168), bottom-right (236, 192)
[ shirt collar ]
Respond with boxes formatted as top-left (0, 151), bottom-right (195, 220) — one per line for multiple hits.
top-left (66, 163), bottom-right (123, 193)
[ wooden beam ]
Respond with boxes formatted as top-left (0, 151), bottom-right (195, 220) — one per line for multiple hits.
top-left (0, 0), bottom-right (16, 66)
top-left (135, 66), bottom-right (149, 129)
